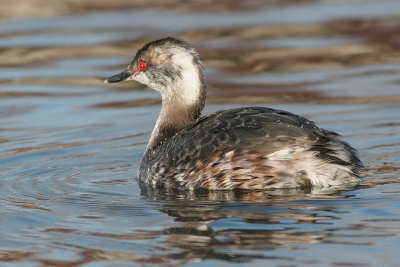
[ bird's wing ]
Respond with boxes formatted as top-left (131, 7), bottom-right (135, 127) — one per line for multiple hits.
top-left (159, 107), bottom-right (329, 164)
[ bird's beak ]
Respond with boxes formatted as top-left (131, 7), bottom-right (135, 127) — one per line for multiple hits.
top-left (104, 70), bottom-right (133, 84)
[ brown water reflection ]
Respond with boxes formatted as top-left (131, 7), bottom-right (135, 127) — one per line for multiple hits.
top-left (0, 0), bottom-right (400, 266)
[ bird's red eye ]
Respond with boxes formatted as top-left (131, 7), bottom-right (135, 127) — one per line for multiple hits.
top-left (138, 62), bottom-right (146, 71)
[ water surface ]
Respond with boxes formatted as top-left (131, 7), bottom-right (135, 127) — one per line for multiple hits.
top-left (0, 0), bottom-right (399, 266)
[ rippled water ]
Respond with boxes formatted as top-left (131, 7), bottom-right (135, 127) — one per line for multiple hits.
top-left (1, 0), bottom-right (400, 266)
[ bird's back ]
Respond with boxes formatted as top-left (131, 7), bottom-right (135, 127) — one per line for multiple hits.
top-left (139, 107), bottom-right (362, 190)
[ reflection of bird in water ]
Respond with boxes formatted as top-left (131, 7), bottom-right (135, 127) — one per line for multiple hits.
top-left (142, 191), bottom-right (343, 265)
top-left (105, 37), bottom-right (362, 190)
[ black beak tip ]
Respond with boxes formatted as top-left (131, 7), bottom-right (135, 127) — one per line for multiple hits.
top-left (104, 71), bottom-right (132, 84)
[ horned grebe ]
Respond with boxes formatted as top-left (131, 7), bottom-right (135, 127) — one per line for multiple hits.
top-left (105, 37), bottom-right (362, 190)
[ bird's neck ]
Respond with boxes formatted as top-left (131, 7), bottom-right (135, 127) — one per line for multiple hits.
top-left (146, 68), bottom-right (206, 152)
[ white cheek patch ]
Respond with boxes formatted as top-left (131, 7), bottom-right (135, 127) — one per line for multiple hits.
top-left (171, 49), bottom-right (201, 106)
top-left (132, 72), bottom-right (150, 86)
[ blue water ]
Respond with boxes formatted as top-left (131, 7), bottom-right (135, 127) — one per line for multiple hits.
top-left (0, 0), bottom-right (399, 266)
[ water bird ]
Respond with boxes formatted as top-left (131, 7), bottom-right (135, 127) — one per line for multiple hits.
top-left (105, 37), bottom-right (362, 190)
